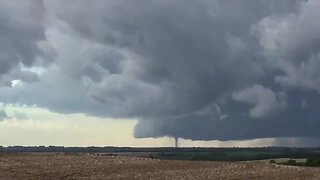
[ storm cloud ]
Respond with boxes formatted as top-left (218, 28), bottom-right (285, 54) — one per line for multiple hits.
top-left (1, 0), bottom-right (320, 143)
top-left (0, 0), bottom-right (47, 86)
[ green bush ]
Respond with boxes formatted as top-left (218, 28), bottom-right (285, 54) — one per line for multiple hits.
top-left (287, 159), bottom-right (296, 165)
top-left (306, 158), bottom-right (320, 167)
top-left (269, 160), bottom-right (276, 164)
top-left (149, 153), bottom-right (154, 159)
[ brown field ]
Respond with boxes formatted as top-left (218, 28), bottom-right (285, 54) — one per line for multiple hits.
top-left (0, 153), bottom-right (320, 180)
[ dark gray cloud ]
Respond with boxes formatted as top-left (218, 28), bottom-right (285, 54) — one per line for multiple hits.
top-left (1, 0), bottom-right (320, 144)
top-left (0, 0), bottom-right (47, 86)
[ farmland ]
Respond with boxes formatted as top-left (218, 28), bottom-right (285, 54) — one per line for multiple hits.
top-left (0, 153), bottom-right (320, 179)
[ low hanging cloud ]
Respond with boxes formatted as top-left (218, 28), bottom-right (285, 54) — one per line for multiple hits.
top-left (1, 0), bottom-right (320, 143)
top-left (0, 110), bottom-right (8, 121)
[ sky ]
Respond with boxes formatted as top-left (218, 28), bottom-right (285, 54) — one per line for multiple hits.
top-left (1, 0), bottom-right (320, 147)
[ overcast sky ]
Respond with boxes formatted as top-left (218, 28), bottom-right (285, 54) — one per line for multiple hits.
top-left (1, 0), bottom-right (320, 147)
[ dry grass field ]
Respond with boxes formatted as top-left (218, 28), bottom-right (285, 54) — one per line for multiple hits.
top-left (0, 153), bottom-right (320, 180)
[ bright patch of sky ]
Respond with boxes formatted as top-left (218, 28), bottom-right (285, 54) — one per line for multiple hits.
top-left (0, 104), bottom-right (306, 147)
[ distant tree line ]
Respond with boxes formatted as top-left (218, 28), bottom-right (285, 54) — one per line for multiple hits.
top-left (269, 158), bottom-right (320, 167)
top-left (150, 148), bottom-right (320, 162)
top-left (1, 145), bottom-right (320, 164)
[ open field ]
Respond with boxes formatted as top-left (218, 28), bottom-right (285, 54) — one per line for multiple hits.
top-left (0, 153), bottom-right (320, 180)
